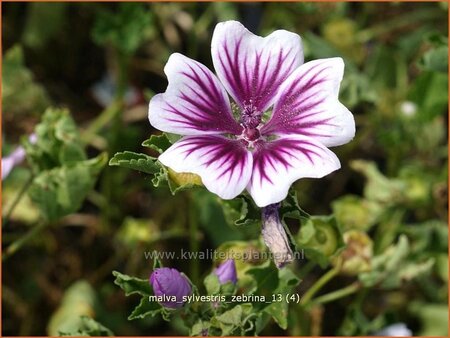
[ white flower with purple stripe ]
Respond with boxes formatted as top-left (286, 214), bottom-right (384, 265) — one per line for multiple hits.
top-left (149, 21), bottom-right (355, 207)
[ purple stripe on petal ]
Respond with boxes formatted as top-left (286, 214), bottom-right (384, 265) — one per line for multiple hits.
top-left (261, 58), bottom-right (355, 148)
top-left (247, 135), bottom-right (341, 207)
top-left (212, 21), bottom-right (303, 113)
top-left (159, 135), bottom-right (253, 200)
top-left (149, 53), bottom-right (242, 136)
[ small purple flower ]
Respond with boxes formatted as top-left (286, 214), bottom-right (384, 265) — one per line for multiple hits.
top-left (149, 21), bottom-right (355, 207)
top-left (2, 134), bottom-right (37, 180)
top-left (214, 259), bottom-right (237, 284)
top-left (149, 267), bottom-right (192, 309)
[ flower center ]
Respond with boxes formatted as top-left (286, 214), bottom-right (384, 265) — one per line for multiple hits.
top-left (240, 101), bottom-right (262, 143)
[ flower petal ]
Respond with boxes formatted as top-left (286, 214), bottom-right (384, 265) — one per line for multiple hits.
top-left (211, 20), bottom-right (303, 112)
top-left (247, 135), bottom-right (341, 207)
top-left (149, 53), bottom-right (241, 135)
top-left (159, 135), bottom-right (252, 199)
top-left (261, 58), bottom-right (355, 147)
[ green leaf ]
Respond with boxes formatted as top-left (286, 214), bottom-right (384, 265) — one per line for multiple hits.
top-left (211, 305), bottom-right (251, 335)
top-left (24, 108), bottom-right (86, 171)
top-left (295, 216), bottom-right (344, 268)
top-left (142, 134), bottom-right (172, 154)
top-left (112, 271), bottom-right (152, 297)
top-left (109, 151), bottom-right (160, 175)
top-left (332, 195), bottom-right (382, 231)
top-left (59, 316), bottom-right (114, 336)
top-left (408, 71), bottom-right (448, 122)
top-left (350, 160), bottom-right (406, 204)
top-left (28, 153), bottom-right (107, 221)
top-left (418, 34), bottom-right (448, 73)
top-left (204, 273), bottom-right (221, 295)
top-left (2, 45), bottom-right (50, 116)
top-left (246, 261), bottom-right (279, 298)
top-left (359, 235), bottom-right (411, 288)
top-left (47, 281), bottom-right (97, 336)
top-left (410, 303), bottom-right (449, 336)
top-left (128, 297), bottom-right (162, 320)
top-left (263, 268), bottom-right (300, 329)
top-left (280, 191), bottom-right (310, 221)
top-left (220, 195), bottom-right (260, 227)
top-left (92, 3), bottom-right (152, 55)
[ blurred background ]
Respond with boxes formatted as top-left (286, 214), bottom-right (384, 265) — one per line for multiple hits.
top-left (1, 2), bottom-right (448, 336)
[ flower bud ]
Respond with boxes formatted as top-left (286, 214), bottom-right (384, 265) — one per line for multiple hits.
top-left (149, 267), bottom-right (192, 309)
top-left (214, 259), bottom-right (237, 284)
top-left (261, 203), bottom-right (294, 268)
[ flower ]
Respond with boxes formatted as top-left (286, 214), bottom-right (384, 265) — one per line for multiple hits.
top-left (149, 267), bottom-right (192, 309)
top-left (149, 20), bottom-right (355, 207)
top-left (214, 259), bottom-right (238, 284)
top-left (2, 134), bottom-right (37, 180)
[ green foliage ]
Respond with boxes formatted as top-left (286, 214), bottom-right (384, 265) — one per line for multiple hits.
top-left (29, 153), bottom-right (107, 221)
top-left (141, 134), bottom-right (172, 154)
top-left (24, 108), bottom-right (86, 171)
top-left (23, 108), bottom-right (106, 221)
top-left (22, 3), bottom-right (67, 50)
top-left (59, 317), bottom-right (114, 337)
top-left (262, 268), bottom-right (300, 330)
top-left (3, 2), bottom-right (448, 336)
top-left (47, 281), bottom-right (98, 336)
top-left (296, 216), bottom-right (345, 268)
top-left (109, 151), bottom-right (160, 175)
top-left (219, 195), bottom-right (261, 227)
top-left (359, 235), bottom-right (434, 289)
top-left (418, 34), bottom-right (448, 73)
top-left (2, 45), bottom-right (50, 116)
top-left (112, 271), bottom-right (152, 297)
top-left (92, 3), bottom-right (152, 55)
top-left (110, 133), bottom-right (204, 195)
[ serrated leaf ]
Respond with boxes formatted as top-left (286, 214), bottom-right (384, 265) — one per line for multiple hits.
top-left (112, 271), bottom-right (152, 297)
top-left (220, 195), bottom-right (260, 227)
top-left (109, 151), bottom-right (160, 174)
top-left (142, 134), bottom-right (172, 154)
top-left (280, 191), bottom-right (310, 221)
top-left (128, 297), bottom-right (162, 320)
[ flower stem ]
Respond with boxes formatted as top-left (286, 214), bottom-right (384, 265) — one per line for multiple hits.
top-left (3, 221), bottom-right (48, 261)
top-left (310, 282), bottom-right (360, 305)
top-left (300, 265), bottom-right (340, 306)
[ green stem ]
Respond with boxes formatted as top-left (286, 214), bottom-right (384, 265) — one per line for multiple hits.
top-left (3, 221), bottom-right (48, 261)
top-left (80, 101), bottom-right (122, 146)
top-left (300, 265), bottom-right (340, 306)
top-left (2, 174), bottom-right (34, 227)
top-left (310, 282), bottom-right (360, 305)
